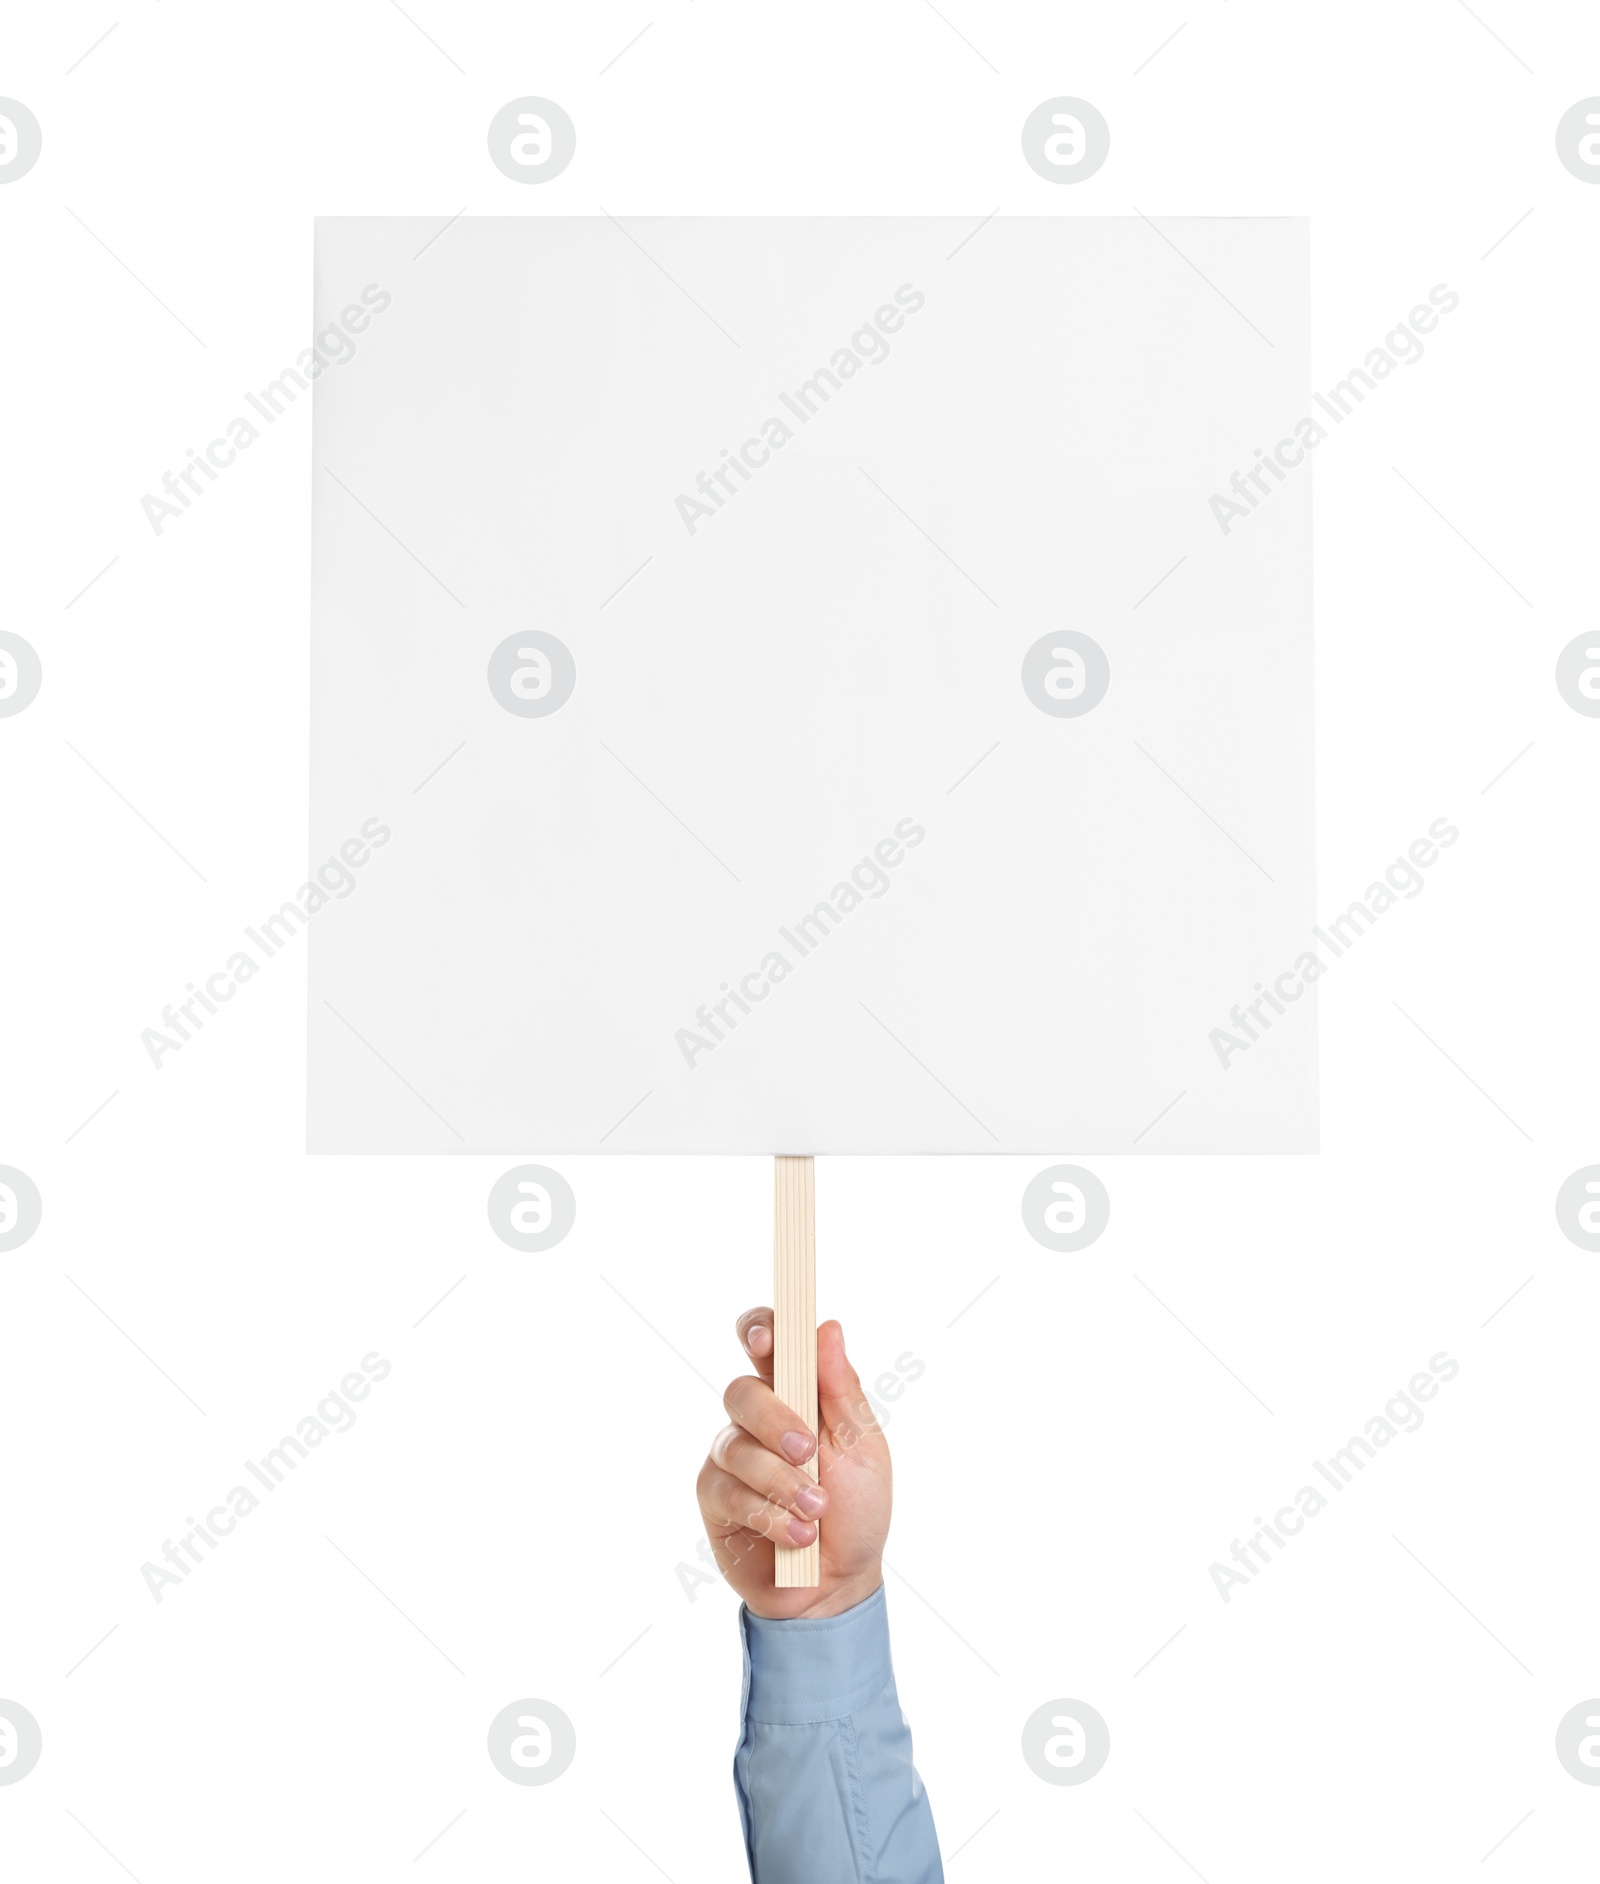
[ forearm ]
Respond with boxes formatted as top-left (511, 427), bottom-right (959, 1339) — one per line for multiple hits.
top-left (734, 1585), bottom-right (943, 1884)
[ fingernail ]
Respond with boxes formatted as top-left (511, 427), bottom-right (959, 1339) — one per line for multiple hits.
top-left (780, 1431), bottom-right (815, 1463)
top-left (748, 1325), bottom-right (771, 1353)
top-left (787, 1516), bottom-right (818, 1545)
top-left (794, 1485), bottom-right (826, 1518)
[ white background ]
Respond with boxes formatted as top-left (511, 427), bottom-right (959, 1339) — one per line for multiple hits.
top-left (2, 3), bottom-right (1598, 1879)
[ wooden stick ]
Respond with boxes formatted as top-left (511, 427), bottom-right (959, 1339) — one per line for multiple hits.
top-left (773, 1154), bottom-right (820, 1587)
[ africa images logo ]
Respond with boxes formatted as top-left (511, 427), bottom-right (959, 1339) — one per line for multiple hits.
top-left (675, 819), bottom-right (924, 1068)
top-left (141, 818), bottom-right (391, 1069)
top-left (1208, 1352), bottom-right (1459, 1603)
top-left (1209, 818), bottom-right (1458, 1068)
top-left (672, 285), bottom-right (926, 534)
top-left (1208, 285), bottom-right (1460, 535)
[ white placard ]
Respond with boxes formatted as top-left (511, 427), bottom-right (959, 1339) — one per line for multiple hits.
top-left (308, 216), bottom-right (1314, 1151)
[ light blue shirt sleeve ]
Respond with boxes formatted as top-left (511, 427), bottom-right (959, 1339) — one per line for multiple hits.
top-left (734, 1585), bottom-right (943, 1883)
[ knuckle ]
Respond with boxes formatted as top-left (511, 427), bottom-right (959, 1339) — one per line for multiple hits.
top-left (722, 1376), bottom-right (752, 1420)
top-left (744, 1498), bottom-right (780, 1538)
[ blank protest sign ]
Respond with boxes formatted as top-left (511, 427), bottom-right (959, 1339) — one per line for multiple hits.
top-left (308, 216), bottom-right (1314, 1153)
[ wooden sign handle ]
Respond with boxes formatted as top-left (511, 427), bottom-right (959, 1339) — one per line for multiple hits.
top-left (773, 1154), bottom-right (820, 1587)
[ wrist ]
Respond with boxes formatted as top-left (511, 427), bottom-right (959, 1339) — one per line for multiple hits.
top-left (790, 1570), bottom-right (883, 1621)
top-left (740, 1581), bottom-right (895, 1724)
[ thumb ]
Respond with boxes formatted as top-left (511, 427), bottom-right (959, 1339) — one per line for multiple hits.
top-left (817, 1320), bottom-right (881, 1450)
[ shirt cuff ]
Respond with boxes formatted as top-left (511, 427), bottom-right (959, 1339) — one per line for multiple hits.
top-left (740, 1584), bottom-right (893, 1725)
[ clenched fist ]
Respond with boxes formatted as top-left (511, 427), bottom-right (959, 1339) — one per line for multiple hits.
top-left (696, 1308), bottom-right (891, 1620)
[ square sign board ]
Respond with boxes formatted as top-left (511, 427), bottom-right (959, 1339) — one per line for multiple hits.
top-left (308, 216), bottom-right (1314, 1153)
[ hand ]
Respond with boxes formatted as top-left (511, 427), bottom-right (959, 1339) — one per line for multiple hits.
top-left (697, 1308), bottom-right (891, 1620)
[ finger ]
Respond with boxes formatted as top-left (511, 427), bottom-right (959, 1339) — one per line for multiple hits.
top-left (704, 1519), bottom-right (770, 1585)
top-left (697, 1461), bottom-right (819, 1548)
top-left (723, 1373), bottom-right (817, 1466)
top-left (735, 1306), bottom-right (774, 1383)
top-left (818, 1320), bottom-right (882, 1451)
top-left (710, 1423), bottom-right (828, 1521)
